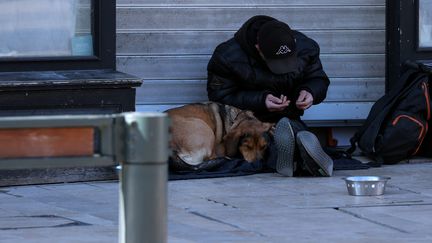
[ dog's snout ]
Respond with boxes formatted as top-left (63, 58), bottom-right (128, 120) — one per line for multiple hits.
top-left (237, 132), bottom-right (270, 162)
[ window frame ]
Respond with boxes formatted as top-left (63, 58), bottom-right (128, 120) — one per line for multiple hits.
top-left (0, 0), bottom-right (115, 72)
top-left (386, 0), bottom-right (432, 91)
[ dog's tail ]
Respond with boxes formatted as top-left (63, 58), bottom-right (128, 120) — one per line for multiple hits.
top-left (169, 152), bottom-right (195, 171)
top-left (169, 153), bottom-right (226, 172)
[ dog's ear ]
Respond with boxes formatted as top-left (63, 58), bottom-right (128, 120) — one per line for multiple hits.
top-left (223, 128), bottom-right (241, 157)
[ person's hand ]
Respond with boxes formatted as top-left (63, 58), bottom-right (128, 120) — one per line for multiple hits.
top-left (296, 90), bottom-right (313, 110)
top-left (265, 94), bottom-right (290, 112)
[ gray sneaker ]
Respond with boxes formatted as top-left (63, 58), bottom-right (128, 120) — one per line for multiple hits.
top-left (296, 131), bottom-right (333, 176)
top-left (274, 118), bottom-right (296, 176)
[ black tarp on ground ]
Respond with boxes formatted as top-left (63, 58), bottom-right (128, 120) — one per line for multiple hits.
top-left (169, 149), bottom-right (374, 180)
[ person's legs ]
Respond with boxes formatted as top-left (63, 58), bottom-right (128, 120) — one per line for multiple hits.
top-left (270, 117), bottom-right (333, 177)
top-left (296, 131), bottom-right (333, 176)
top-left (273, 118), bottom-right (296, 176)
top-left (271, 118), bottom-right (309, 176)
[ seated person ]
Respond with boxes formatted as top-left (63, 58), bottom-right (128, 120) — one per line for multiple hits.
top-left (207, 15), bottom-right (333, 177)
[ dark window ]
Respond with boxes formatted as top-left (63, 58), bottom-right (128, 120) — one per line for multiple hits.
top-left (418, 0), bottom-right (432, 50)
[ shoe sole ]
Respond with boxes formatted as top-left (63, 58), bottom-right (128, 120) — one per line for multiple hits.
top-left (274, 118), bottom-right (295, 176)
top-left (296, 131), bottom-right (333, 176)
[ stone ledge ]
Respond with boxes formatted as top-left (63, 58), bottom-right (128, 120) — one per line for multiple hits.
top-left (0, 69), bottom-right (142, 90)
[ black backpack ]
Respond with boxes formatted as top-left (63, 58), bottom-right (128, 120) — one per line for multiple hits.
top-left (348, 62), bottom-right (432, 164)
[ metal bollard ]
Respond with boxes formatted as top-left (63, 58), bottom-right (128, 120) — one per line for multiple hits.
top-left (119, 113), bottom-right (170, 243)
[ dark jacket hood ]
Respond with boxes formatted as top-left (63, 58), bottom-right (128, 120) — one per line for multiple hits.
top-left (234, 15), bottom-right (276, 61)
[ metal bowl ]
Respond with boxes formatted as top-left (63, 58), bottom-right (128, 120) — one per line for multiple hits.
top-left (343, 176), bottom-right (391, 196)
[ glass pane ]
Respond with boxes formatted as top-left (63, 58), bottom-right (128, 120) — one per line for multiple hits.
top-left (419, 0), bottom-right (432, 48)
top-left (0, 0), bottom-right (93, 58)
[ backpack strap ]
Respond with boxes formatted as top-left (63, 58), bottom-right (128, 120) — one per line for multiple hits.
top-left (405, 60), bottom-right (432, 74)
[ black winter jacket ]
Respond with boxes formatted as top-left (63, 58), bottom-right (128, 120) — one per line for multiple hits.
top-left (207, 15), bottom-right (330, 122)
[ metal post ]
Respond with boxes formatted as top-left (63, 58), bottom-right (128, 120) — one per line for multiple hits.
top-left (119, 113), bottom-right (170, 243)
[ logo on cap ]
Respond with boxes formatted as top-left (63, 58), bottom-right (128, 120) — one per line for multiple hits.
top-left (276, 45), bottom-right (291, 55)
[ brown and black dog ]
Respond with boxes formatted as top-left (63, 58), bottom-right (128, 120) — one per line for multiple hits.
top-left (165, 102), bottom-right (273, 170)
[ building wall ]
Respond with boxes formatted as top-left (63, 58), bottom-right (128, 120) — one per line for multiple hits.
top-left (116, 0), bottom-right (385, 123)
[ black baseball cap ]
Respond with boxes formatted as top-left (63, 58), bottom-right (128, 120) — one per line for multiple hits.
top-left (257, 20), bottom-right (298, 74)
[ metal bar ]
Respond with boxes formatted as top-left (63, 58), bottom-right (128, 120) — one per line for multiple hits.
top-left (0, 156), bottom-right (115, 170)
top-left (119, 112), bottom-right (170, 243)
top-left (0, 114), bottom-right (116, 128)
top-left (0, 114), bottom-right (118, 170)
top-left (0, 112), bottom-right (170, 243)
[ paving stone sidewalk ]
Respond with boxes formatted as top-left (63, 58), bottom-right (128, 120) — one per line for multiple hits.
top-left (1, 162), bottom-right (432, 242)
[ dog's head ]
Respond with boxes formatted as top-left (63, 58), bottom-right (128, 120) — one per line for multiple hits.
top-left (223, 110), bottom-right (273, 162)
